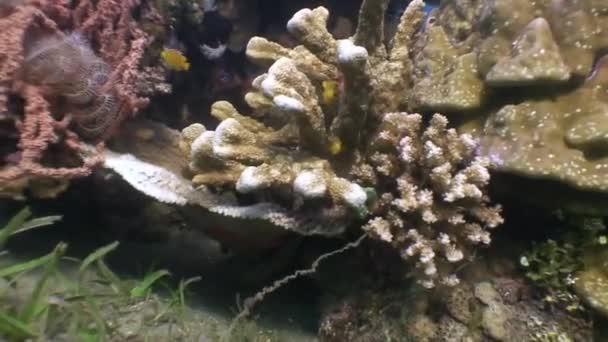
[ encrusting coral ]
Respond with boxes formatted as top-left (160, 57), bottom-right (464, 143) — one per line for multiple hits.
top-left (481, 56), bottom-right (608, 193)
top-left (410, 0), bottom-right (608, 198)
top-left (172, 0), bottom-right (503, 287)
top-left (575, 248), bottom-right (608, 319)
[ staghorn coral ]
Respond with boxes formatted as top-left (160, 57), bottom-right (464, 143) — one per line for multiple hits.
top-left (176, 0), bottom-right (431, 235)
top-left (104, 120), bottom-right (330, 236)
top-left (94, 0), bottom-right (502, 287)
top-left (363, 112), bottom-right (503, 288)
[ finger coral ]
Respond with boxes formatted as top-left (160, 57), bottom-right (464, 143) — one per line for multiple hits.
top-left (172, 0), bottom-right (503, 286)
top-left (179, 0), bottom-right (429, 235)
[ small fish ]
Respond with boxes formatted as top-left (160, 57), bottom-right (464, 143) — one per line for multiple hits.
top-left (328, 136), bottom-right (343, 155)
top-left (160, 48), bottom-right (190, 71)
top-left (322, 80), bottom-right (340, 105)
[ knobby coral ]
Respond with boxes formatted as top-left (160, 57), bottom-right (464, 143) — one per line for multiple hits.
top-left (0, 0), bottom-right (165, 199)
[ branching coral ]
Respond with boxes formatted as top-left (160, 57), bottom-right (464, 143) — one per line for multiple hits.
top-left (363, 113), bottom-right (503, 288)
top-left (0, 0), bottom-right (165, 199)
top-left (0, 3), bottom-right (103, 199)
top-left (171, 0), bottom-right (504, 286)
top-left (177, 1), bottom-right (428, 234)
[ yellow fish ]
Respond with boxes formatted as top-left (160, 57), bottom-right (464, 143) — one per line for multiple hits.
top-left (161, 48), bottom-right (190, 71)
top-left (322, 80), bottom-right (339, 105)
top-left (328, 136), bottom-right (342, 155)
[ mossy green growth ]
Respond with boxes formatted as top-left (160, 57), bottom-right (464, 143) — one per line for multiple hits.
top-left (0, 208), bottom-right (207, 341)
top-left (520, 217), bottom-right (606, 313)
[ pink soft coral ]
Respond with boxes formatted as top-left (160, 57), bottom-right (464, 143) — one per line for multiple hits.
top-left (0, 0), bottom-right (160, 198)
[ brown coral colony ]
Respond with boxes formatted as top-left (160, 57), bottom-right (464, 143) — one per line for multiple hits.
top-left (179, 0), bottom-right (503, 288)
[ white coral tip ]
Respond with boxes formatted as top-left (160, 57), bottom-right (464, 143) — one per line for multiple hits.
top-left (342, 182), bottom-right (368, 209)
top-left (273, 95), bottom-right (305, 112)
top-left (337, 39), bottom-right (368, 65)
top-left (293, 170), bottom-right (327, 198)
top-left (287, 8), bottom-right (312, 32)
top-left (236, 166), bottom-right (265, 193)
top-left (212, 118), bottom-right (240, 158)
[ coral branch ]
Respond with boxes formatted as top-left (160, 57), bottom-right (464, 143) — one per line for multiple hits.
top-left (0, 0), bottom-right (163, 199)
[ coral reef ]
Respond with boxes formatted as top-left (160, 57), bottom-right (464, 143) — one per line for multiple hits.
top-left (2, 0), bottom-right (607, 338)
top-left (172, 0), bottom-right (503, 286)
top-left (481, 61), bottom-right (608, 193)
top-left (409, 0), bottom-right (608, 200)
top-left (102, 119), bottom-right (302, 253)
top-left (176, 1), bottom-right (427, 231)
top-left (0, 0), bottom-right (167, 200)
